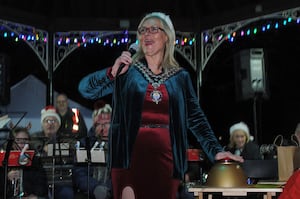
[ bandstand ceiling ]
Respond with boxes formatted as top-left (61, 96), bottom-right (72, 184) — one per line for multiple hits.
top-left (0, 0), bottom-right (300, 31)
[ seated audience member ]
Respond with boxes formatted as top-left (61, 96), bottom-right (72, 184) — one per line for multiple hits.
top-left (31, 105), bottom-right (75, 199)
top-left (0, 127), bottom-right (49, 199)
top-left (72, 100), bottom-right (112, 199)
top-left (224, 121), bottom-right (262, 160)
top-left (55, 93), bottom-right (87, 139)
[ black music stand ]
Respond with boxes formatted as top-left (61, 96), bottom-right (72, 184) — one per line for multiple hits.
top-left (75, 138), bottom-right (106, 199)
top-left (46, 135), bottom-right (67, 199)
top-left (0, 134), bottom-right (35, 199)
top-left (1, 128), bottom-right (13, 199)
top-left (41, 134), bottom-right (74, 199)
top-left (86, 136), bottom-right (92, 199)
top-left (0, 113), bottom-right (27, 199)
top-left (31, 134), bottom-right (59, 199)
top-left (187, 149), bottom-right (206, 185)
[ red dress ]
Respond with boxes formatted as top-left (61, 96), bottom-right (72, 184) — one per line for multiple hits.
top-left (279, 170), bottom-right (300, 199)
top-left (111, 83), bottom-right (180, 199)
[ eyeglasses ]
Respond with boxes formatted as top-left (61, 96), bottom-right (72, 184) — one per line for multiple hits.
top-left (43, 119), bottom-right (58, 124)
top-left (95, 122), bottom-right (110, 128)
top-left (15, 138), bottom-right (30, 143)
top-left (138, 26), bottom-right (165, 35)
top-left (56, 100), bottom-right (67, 104)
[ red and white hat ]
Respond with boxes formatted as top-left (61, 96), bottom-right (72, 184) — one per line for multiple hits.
top-left (230, 121), bottom-right (254, 141)
top-left (41, 105), bottom-right (61, 125)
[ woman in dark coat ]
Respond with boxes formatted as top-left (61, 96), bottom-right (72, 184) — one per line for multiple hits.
top-left (78, 11), bottom-right (243, 199)
top-left (224, 121), bottom-right (262, 160)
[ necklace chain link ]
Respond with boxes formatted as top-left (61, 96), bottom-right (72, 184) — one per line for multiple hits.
top-left (135, 62), bottom-right (181, 104)
top-left (135, 62), bottom-right (181, 87)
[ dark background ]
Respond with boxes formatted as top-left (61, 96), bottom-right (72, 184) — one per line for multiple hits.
top-left (1, 1), bottom-right (300, 146)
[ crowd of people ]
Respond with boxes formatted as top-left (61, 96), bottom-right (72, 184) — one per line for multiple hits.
top-left (0, 99), bottom-right (297, 199)
top-left (0, 11), bottom-right (297, 199)
top-left (0, 94), bottom-right (112, 199)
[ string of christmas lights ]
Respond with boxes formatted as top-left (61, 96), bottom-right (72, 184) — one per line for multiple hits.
top-left (0, 20), bottom-right (47, 43)
top-left (225, 17), bottom-right (298, 43)
top-left (201, 6), bottom-right (300, 71)
top-left (203, 15), bottom-right (300, 45)
top-left (0, 24), bottom-right (195, 47)
top-left (54, 30), bottom-right (195, 47)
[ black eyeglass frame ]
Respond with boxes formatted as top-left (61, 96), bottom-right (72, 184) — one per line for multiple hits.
top-left (137, 26), bottom-right (165, 35)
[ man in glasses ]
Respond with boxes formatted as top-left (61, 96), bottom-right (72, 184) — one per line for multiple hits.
top-left (32, 105), bottom-right (75, 199)
top-left (73, 100), bottom-right (112, 199)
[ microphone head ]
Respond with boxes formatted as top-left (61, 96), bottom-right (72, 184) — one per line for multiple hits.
top-left (128, 43), bottom-right (139, 55)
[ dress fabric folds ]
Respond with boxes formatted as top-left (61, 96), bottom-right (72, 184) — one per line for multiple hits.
top-left (111, 84), bottom-right (180, 199)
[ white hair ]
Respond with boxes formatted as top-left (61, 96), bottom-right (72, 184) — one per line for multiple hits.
top-left (92, 104), bottom-right (112, 118)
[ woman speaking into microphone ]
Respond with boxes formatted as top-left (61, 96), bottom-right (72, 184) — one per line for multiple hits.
top-left (78, 12), bottom-right (242, 199)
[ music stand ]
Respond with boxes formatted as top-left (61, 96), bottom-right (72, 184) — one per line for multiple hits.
top-left (187, 149), bottom-right (205, 185)
top-left (0, 149), bottom-right (35, 199)
top-left (75, 139), bottom-right (106, 199)
top-left (0, 128), bottom-right (13, 199)
top-left (0, 150), bottom-right (35, 167)
top-left (75, 149), bottom-right (106, 164)
top-left (40, 135), bottom-right (75, 199)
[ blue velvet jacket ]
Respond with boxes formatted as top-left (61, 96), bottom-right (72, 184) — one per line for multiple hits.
top-left (78, 63), bottom-right (223, 179)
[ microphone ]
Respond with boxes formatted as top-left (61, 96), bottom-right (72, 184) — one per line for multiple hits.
top-left (116, 43), bottom-right (139, 76)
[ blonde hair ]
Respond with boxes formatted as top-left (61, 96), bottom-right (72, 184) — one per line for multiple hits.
top-left (228, 122), bottom-right (250, 148)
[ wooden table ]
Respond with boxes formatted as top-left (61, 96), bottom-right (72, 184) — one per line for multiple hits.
top-left (188, 185), bottom-right (283, 199)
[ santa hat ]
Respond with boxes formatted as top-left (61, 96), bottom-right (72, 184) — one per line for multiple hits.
top-left (229, 121), bottom-right (254, 141)
top-left (41, 105), bottom-right (61, 125)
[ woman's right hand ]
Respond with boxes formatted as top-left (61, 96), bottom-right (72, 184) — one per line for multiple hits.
top-left (215, 151), bottom-right (244, 163)
top-left (111, 51), bottom-right (133, 77)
